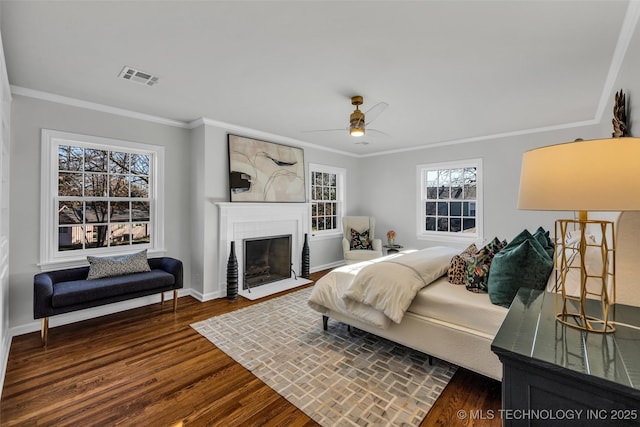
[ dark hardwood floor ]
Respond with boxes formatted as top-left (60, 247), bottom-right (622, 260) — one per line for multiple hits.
top-left (1, 270), bottom-right (501, 426)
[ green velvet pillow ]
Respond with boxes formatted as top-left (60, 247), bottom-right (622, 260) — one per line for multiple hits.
top-left (487, 235), bottom-right (553, 308)
top-left (533, 226), bottom-right (555, 259)
top-left (503, 229), bottom-right (533, 249)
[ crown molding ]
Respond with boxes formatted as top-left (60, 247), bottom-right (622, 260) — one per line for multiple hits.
top-left (188, 117), bottom-right (358, 157)
top-left (594, 0), bottom-right (640, 122)
top-left (10, 0), bottom-right (639, 160)
top-left (0, 33), bottom-right (11, 104)
top-left (364, 2), bottom-right (640, 158)
top-left (10, 85), bottom-right (189, 128)
top-left (9, 85), bottom-right (358, 157)
top-left (359, 118), bottom-right (600, 158)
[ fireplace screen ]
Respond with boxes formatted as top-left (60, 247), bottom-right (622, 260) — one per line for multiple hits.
top-left (243, 234), bottom-right (292, 290)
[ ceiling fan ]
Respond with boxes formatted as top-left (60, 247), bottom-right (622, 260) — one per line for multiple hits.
top-left (304, 96), bottom-right (389, 140)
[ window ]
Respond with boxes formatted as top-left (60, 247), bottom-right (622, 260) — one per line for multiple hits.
top-left (309, 163), bottom-right (346, 238)
top-left (417, 159), bottom-right (482, 241)
top-left (41, 130), bottom-right (164, 267)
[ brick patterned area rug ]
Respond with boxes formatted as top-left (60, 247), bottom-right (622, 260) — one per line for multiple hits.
top-left (191, 287), bottom-right (456, 426)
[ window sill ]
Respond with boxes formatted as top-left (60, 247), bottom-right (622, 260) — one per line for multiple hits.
top-left (309, 231), bottom-right (343, 241)
top-left (38, 248), bottom-right (167, 272)
top-left (417, 233), bottom-right (483, 246)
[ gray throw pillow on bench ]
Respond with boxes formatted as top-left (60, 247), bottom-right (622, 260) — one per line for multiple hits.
top-left (87, 249), bottom-right (151, 280)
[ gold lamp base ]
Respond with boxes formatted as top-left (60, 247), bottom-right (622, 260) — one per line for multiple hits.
top-left (554, 217), bottom-right (616, 334)
top-left (556, 312), bottom-right (615, 334)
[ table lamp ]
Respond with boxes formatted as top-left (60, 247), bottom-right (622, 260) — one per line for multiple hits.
top-left (518, 137), bottom-right (640, 333)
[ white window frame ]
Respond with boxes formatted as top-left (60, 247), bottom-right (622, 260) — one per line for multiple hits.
top-left (308, 163), bottom-right (346, 240)
top-left (416, 158), bottom-right (483, 243)
top-left (40, 129), bottom-right (165, 269)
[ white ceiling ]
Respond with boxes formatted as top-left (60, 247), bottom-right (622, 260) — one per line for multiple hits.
top-left (1, 1), bottom-right (636, 155)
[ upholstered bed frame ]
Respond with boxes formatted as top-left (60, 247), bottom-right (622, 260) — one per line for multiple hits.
top-left (314, 212), bottom-right (637, 382)
top-left (323, 305), bottom-right (502, 379)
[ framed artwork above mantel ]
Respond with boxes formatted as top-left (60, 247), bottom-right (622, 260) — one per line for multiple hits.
top-left (228, 134), bottom-right (306, 202)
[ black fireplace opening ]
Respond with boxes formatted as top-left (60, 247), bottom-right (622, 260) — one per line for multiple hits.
top-left (243, 234), bottom-right (292, 290)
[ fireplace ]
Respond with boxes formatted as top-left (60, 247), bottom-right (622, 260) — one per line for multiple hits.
top-left (243, 234), bottom-right (292, 290)
top-left (217, 202), bottom-right (311, 300)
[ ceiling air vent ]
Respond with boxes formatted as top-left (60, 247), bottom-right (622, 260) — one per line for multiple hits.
top-left (118, 66), bottom-right (159, 86)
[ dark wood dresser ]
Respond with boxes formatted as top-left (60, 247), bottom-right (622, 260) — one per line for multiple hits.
top-left (491, 288), bottom-right (640, 426)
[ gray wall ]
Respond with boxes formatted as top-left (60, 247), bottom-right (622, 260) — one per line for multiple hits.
top-left (7, 20), bottom-right (640, 332)
top-left (357, 24), bottom-right (640, 251)
top-left (597, 11), bottom-right (640, 139)
top-left (188, 124), bottom-right (205, 296)
top-left (0, 24), bottom-right (10, 382)
top-left (187, 121), bottom-right (361, 300)
top-left (302, 143), bottom-right (362, 267)
top-left (9, 95), bottom-right (192, 330)
top-left (357, 128), bottom-right (599, 251)
top-left (7, 96), bottom-right (360, 331)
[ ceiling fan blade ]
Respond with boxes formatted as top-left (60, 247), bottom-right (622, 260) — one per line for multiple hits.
top-left (303, 99), bottom-right (389, 138)
top-left (367, 128), bottom-right (391, 137)
top-left (301, 128), bottom-right (347, 134)
top-left (364, 102), bottom-right (389, 125)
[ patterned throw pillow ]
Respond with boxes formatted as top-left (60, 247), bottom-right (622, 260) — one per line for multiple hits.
top-left (447, 243), bottom-right (478, 285)
top-left (87, 249), bottom-right (151, 280)
top-left (465, 237), bottom-right (506, 293)
top-left (350, 228), bottom-right (373, 250)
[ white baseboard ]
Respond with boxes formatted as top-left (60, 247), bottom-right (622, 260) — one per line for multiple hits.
top-left (0, 331), bottom-right (11, 395)
top-left (311, 260), bottom-right (344, 272)
top-left (9, 288), bottom-right (192, 338)
top-left (0, 261), bottom-right (344, 392)
top-left (0, 263), bottom-right (344, 393)
top-left (6, 261), bottom-right (343, 338)
top-left (189, 288), bottom-right (222, 302)
top-left (204, 262), bottom-right (342, 302)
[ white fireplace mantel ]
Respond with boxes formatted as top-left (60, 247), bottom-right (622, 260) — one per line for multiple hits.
top-left (217, 202), bottom-right (311, 300)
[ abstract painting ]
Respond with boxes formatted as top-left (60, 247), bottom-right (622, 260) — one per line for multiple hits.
top-left (228, 134), bottom-right (305, 202)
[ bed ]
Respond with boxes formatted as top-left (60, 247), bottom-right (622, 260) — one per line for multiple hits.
top-left (308, 212), bottom-right (639, 382)
top-left (308, 246), bottom-right (510, 381)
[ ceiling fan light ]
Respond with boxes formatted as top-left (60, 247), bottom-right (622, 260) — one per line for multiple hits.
top-left (350, 127), bottom-right (365, 137)
top-left (350, 108), bottom-right (365, 137)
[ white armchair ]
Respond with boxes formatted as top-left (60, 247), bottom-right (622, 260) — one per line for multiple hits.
top-left (342, 216), bottom-right (383, 265)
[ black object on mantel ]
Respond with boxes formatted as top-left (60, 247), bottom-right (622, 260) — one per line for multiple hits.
top-left (226, 241), bottom-right (238, 301)
top-left (301, 233), bottom-right (310, 279)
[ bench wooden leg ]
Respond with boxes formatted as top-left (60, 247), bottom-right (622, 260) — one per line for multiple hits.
top-left (160, 291), bottom-right (177, 311)
top-left (41, 317), bottom-right (48, 346)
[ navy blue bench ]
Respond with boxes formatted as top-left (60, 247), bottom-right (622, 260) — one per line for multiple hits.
top-left (34, 257), bottom-right (183, 345)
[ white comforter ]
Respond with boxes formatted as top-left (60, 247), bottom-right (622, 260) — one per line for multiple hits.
top-left (308, 246), bottom-right (460, 328)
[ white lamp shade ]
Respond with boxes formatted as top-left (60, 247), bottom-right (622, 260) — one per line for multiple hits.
top-left (518, 137), bottom-right (640, 211)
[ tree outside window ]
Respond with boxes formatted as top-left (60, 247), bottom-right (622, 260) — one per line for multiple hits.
top-left (309, 164), bottom-right (346, 237)
top-left (41, 129), bottom-right (164, 267)
top-left (57, 145), bottom-right (152, 251)
top-left (418, 159), bottom-right (482, 241)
